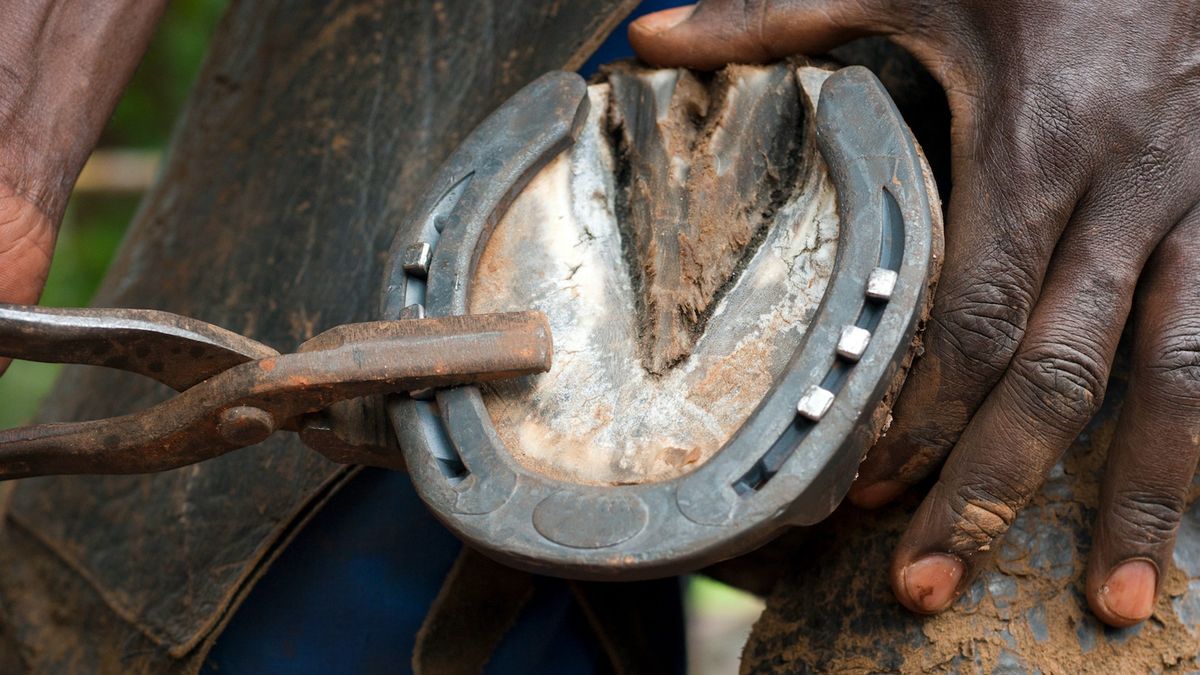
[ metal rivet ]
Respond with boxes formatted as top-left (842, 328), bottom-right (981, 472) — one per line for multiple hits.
top-left (837, 326), bottom-right (872, 362)
top-left (399, 303), bottom-right (426, 320)
top-left (403, 242), bottom-right (433, 277)
top-left (796, 385), bottom-right (835, 422)
top-left (866, 267), bottom-right (898, 300)
top-left (217, 406), bottom-right (276, 445)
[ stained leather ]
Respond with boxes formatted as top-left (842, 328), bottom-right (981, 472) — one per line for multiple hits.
top-left (413, 549), bottom-right (535, 675)
top-left (0, 1), bottom-right (638, 671)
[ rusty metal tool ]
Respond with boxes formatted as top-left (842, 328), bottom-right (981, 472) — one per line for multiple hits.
top-left (0, 304), bottom-right (552, 480)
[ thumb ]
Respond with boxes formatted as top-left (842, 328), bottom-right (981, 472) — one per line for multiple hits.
top-left (629, 1), bottom-right (901, 70)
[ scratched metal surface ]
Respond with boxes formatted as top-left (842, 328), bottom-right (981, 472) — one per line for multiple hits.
top-left (0, 1), bottom-right (638, 671)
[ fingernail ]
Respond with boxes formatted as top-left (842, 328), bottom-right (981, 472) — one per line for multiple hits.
top-left (901, 554), bottom-right (964, 613)
top-left (630, 5), bottom-right (695, 35)
top-left (847, 479), bottom-right (906, 509)
top-left (1099, 560), bottom-right (1157, 624)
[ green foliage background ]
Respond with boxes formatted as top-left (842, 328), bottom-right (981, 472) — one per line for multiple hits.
top-left (0, 0), bottom-right (228, 427)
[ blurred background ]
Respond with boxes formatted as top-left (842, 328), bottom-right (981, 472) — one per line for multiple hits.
top-left (0, 2), bottom-right (764, 673)
top-left (0, 0), bottom-right (227, 428)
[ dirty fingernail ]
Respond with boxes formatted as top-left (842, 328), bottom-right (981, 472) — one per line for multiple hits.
top-left (630, 5), bottom-right (696, 35)
top-left (847, 479), bottom-right (906, 509)
top-left (1099, 560), bottom-right (1157, 624)
top-left (901, 554), bottom-right (964, 613)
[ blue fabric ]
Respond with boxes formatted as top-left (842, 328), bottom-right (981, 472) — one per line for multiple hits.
top-left (204, 4), bottom-right (691, 671)
top-left (202, 470), bottom-right (613, 674)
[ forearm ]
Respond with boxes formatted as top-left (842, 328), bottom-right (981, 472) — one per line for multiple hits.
top-left (0, 0), bottom-right (168, 218)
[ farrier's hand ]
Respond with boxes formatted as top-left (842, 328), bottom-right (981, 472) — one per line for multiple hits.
top-left (631, 1), bottom-right (1200, 627)
top-left (0, 191), bottom-right (54, 321)
top-left (0, 0), bottom-right (168, 375)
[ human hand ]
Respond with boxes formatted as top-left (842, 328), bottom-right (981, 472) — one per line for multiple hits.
top-left (630, 0), bottom-right (1200, 627)
top-left (0, 188), bottom-right (55, 375)
top-left (0, 0), bottom-right (169, 375)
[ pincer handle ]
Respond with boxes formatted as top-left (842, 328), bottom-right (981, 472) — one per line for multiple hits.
top-left (0, 309), bottom-right (552, 480)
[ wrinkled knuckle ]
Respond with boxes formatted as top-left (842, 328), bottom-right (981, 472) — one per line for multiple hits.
top-left (743, 0), bottom-right (774, 58)
top-left (946, 481), bottom-right (1022, 553)
top-left (932, 279), bottom-right (1032, 378)
top-left (737, 1), bottom-right (757, 29)
top-left (1144, 318), bottom-right (1200, 403)
top-left (1009, 341), bottom-right (1107, 428)
top-left (1109, 488), bottom-right (1184, 546)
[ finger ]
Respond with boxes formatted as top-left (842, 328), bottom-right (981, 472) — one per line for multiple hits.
top-left (628, 0), bottom-right (904, 70)
top-left (847, 114), bottom-right (1086, 508)
top-left (1087, 205), bottom-right (1200, 627)
top-left (889, 202), bottom-right (1147, 614)
top-left (0, 192), bottom-right (55, 376)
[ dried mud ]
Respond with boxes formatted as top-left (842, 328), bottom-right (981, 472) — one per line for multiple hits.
top-left (743, 364), bottom-right (1200, 673)
top-left (604, 61), bottom-right (805, 374)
